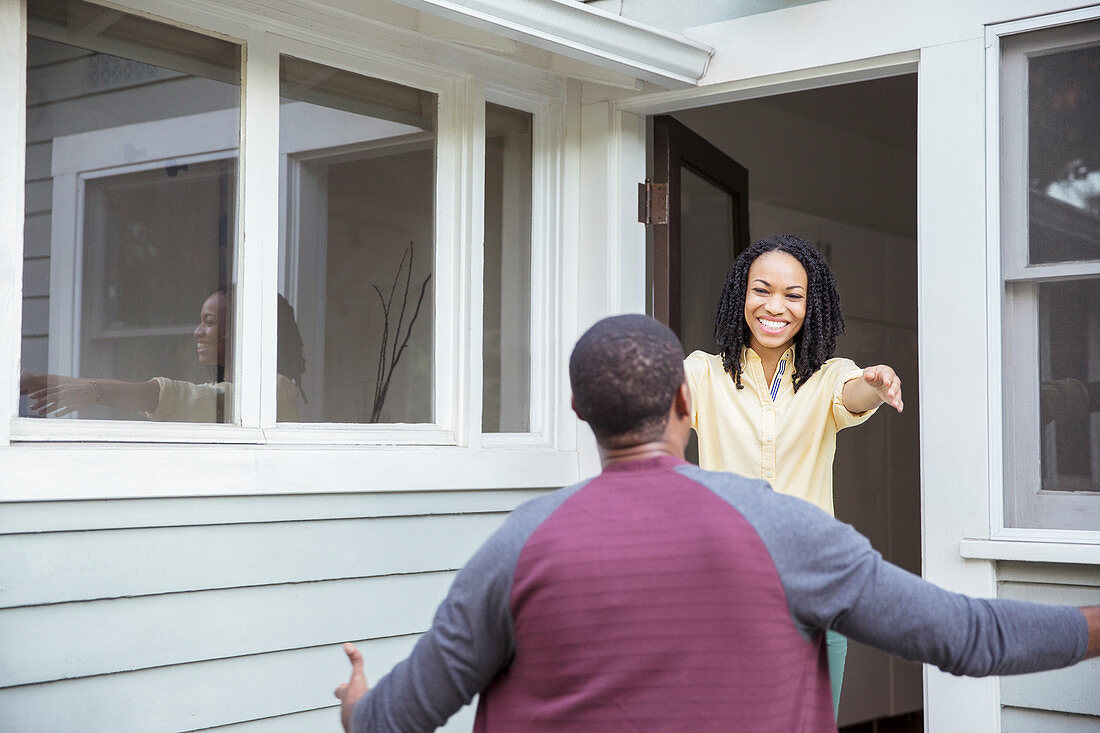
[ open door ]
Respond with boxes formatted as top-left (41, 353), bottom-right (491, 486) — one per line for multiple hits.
top-left (649, 115), bottom-right (750, 356)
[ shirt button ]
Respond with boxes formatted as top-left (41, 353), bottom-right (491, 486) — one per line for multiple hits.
top-left (765, 470), bottom-right (774, 478)
top-left (763, 404), bottom-right (772, 412)
top-left (764, 435), bottom-right (772, 442)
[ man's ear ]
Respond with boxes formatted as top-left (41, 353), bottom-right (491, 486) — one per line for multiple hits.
top-left (571, 394), bottom-right (586, 423)
top-left (674, 382), bottom-right (691, 418)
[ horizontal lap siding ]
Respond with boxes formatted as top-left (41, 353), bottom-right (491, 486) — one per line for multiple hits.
top-left (0, 489), bottom-right (549, 731)
top-left (0, 632), bottom-right (478, 731)
top-left (1002, 707), bottom-right (1100, 733)
top-left (997, 562), bottom-right (1100, 721)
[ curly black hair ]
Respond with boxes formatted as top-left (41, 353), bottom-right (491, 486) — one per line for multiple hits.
top-left (714, 234), bottom-right (844, 392)
top-left (276, 293), bottom-right (308, 402)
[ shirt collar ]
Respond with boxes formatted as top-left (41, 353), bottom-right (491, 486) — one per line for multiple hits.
top-left (601, 454), bottom-right (688, 474)
top-left (740, 344), bottom-right (797, 367)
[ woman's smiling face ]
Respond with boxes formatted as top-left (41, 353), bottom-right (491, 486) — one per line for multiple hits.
top-left (743, 251), bottom-right (808, 356)
top-left (194, 291), bottom-right (227, 366)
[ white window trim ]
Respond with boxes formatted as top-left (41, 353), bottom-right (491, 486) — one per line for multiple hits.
top-left (2, 0), bottom-right (582, 498)
top-left (986, 6), bottom-right (1100, 544)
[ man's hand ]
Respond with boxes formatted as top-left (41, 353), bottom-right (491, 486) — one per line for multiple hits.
top-left (335, 642), bottom-right (369, 733)
top-left (861, 365), bottom-right (904, 413)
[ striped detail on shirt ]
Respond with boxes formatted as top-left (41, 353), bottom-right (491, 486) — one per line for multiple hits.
top-left (769, 358), bottom-right (786, 401)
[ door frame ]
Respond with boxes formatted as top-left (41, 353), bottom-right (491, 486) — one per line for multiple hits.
top-left (650, 114), bottom-right (749, 339)
top-left (599, 49), bottom-right (992, 730)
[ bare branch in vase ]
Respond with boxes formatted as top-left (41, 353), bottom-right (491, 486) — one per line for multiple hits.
top-left (370, 241), bottom-right (431, 423)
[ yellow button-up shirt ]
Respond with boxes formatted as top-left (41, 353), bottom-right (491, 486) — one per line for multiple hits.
top-left (684, 348), bottom-right (876, 516)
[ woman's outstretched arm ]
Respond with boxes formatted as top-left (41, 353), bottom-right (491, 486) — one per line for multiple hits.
top-left (21, 372), bottom-right (160, 417)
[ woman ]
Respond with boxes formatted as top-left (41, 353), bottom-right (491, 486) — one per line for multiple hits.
top-left (22, 291), bottom-right (305, 422)
top-left (684, 234), bottom-right (903, 716)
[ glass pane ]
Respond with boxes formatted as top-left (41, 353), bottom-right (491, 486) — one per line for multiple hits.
top-left (19, 0), bottom-right (240, 423)
top-left (1027, 35), bottom-right (1100, 264)
top-left (278, 56), bottom-right (436, 424)
top-left (483, 103), bottom-right (532, 433)
top-left (679, 165), bottom-right (735, 356)
top-left (1037, 279), bottom-right (1100, 493)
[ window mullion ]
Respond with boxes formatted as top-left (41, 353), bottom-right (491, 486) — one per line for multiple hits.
top-left (237, 34), bottom-right (281, 431)
top-left (434, 76), bottom-right (481, 446)
top-left (468, 78), bottom-right (486, 448)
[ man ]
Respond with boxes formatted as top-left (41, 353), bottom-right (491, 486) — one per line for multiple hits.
top-left (335, 314), bottom-right (1099, 732)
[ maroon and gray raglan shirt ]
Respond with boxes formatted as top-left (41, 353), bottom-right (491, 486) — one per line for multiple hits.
top-left (354, 455), bottom-right (1088, 732)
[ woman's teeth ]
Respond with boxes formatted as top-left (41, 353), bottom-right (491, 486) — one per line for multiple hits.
top-left (759, 318), bottom-right (786, 331)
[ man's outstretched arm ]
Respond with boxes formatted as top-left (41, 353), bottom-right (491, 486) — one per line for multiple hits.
top-left (332, 485), bottom-right (583, 733)
top-left (773, 499), bottom-right (1094, 676)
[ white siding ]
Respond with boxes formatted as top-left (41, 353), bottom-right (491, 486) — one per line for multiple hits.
top-left (0, 489), bottom-right (547, 731)
top-left (0, 2), bottom-right (611, 732)
top-left (996, 562), bottom-right (1100, 723)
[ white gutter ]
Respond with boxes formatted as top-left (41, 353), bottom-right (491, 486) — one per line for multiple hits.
top-left (383, 0), bottom-right (712, 88)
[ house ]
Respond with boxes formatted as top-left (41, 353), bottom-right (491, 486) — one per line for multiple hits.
top-left (0, 0), bottom-right (1097, 730)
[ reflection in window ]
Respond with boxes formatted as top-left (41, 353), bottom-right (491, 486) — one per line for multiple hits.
top-left (279, 56), bottom-right (436, 424)
top-left (1037, 280), bottom-right (1100, 493)
top-left (19, 0), bottom-right (240, 423)
top-left (1027, 33), bottom-right (1100, 263)
top-left (483, 104), bottom-right (532, 433)
top-left (1002, 19), bottom-right (1100, 530)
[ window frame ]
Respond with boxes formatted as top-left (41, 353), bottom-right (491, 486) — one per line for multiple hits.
top-left (3, 0), bottom-right (575, 495)
top-left (987, 6), bottom-right (1100, 542)
top-left (480, 85), bottom-right (563, 448)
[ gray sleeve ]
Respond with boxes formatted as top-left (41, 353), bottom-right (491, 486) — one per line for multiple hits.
top-left (353, 483), bottom-right (585, 732)
top-left (678, 466), bottom-right (1090, 677)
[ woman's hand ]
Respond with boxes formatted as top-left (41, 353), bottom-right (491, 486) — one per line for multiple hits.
top-left (29, 379), bottom-right (99, 417)
top-left (842, 364), bottom-right (903, 414)
top-left (19, 371), bottom-right (48, 395)
top-left (860, 365), bottom-right (903, 413)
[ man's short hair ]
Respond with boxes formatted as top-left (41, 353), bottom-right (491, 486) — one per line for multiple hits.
top-left (569, 314), bottom-right (685, 446)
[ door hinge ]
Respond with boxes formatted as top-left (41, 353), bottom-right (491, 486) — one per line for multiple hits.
top-left (638, 179), bottom-right (668, 225)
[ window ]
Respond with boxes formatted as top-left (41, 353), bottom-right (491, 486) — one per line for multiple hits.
top-left (483, 103), bottom-right (533, 433)
top-left (13, 1), bottom-right (560, 453)
top-left (999, 16), bottom-right (1100, 532)
top-left (20, 0), bottom-right (240, 425)
top-left (278, 55), bottom-right (437, 425)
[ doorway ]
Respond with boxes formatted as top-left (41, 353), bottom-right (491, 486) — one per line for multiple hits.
top-left (648, 74), bottom-right (921, 729)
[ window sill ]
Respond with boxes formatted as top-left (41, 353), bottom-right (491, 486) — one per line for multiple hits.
top-left (960, 538), bottom-right (1100, 565)
top-left (0, 442), bottom-right (581, 500)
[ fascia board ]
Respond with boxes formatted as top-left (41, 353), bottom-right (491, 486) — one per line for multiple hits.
top-left (385, 0), bottom-right (712, 88)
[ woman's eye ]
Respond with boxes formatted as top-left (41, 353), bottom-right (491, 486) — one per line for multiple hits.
top-left (752, 288), bottom-right (768, 295)
top-left (787, 294), bottom-right (803, 301)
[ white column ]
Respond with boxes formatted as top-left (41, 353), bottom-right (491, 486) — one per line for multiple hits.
top-left (918, 37), bottom-right (1001, 732)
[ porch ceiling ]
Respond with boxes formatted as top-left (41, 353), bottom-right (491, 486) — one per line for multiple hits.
top-left (381, 0), bottom-right (713, 88)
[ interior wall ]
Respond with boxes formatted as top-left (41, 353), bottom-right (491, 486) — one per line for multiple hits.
top-left (671, 74), bottom-right (920, 726)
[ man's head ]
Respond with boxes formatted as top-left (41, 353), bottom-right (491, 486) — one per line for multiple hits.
top-left (569, 315), bottom-right (687, 449)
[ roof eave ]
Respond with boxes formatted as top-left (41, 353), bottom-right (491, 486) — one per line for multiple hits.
top-left (386, 0), bottom-right (712, 88)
